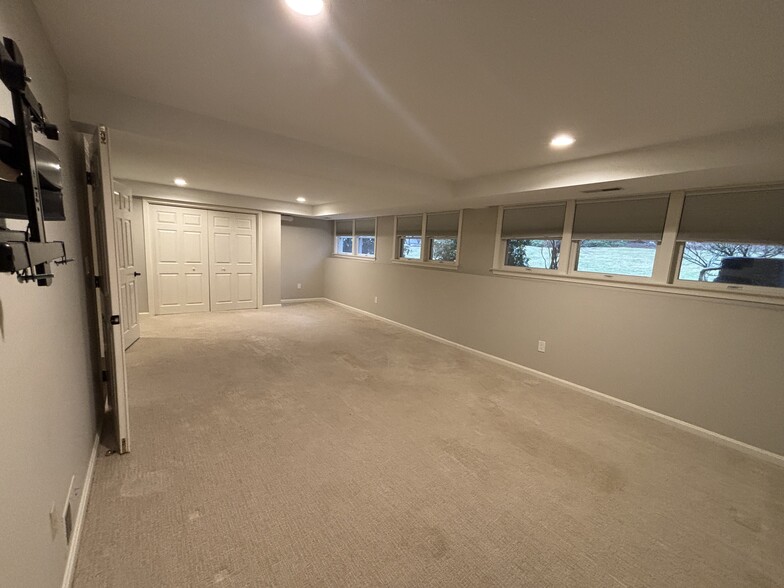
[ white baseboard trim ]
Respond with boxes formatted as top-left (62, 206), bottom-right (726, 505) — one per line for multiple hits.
top-left (61, 432), bottom-right (100, 588)
top-left (324, 298), bottom-right (784, 468)
top-left (261, 303), bottom-right (283, 308)
top-left (281, 297), bottom-right (327, 305)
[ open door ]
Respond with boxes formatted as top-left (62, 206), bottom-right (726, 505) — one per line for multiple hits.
top-left (89, 125), bottom-right (131, 454)
top-left (112, 180), bottom-right (141, 349)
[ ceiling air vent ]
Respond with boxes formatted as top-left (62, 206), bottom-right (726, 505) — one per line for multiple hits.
top-left (581, 186), bottom-right (623, 194)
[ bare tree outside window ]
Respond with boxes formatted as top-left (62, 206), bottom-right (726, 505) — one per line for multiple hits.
top-left (683, 242), bottom-right (784, 269)
top-left (506, 239), bottom-right (560, 269)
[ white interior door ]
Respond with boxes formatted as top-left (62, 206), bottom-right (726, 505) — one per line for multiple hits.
top-left (209, 211), bottom-right (258, 311)
top-left (149, 204), bottom-right (210, 315)
top-left (90, 126), bottom-right (131, 453)
top-left (113, 181), bottom-right (141, 349)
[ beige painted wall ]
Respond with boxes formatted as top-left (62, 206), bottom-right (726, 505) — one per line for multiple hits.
top-left (0, 2), bottom-right (99, 586)
top-left (325, 210), bottom-right (784, 456)
top-left (281, 216), bottom-right (332, 300)
top-left (262, 212), bottom-right (282, 305)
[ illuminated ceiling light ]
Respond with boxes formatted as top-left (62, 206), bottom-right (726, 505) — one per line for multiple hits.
top-left (285, 0), bottom-right (324, 16)
top-left (550, 133), bottom-right (576, 148)
top-left (296, 196), bottom-right (307, 203)
top-left (173, 178), bottom-right (187, 187)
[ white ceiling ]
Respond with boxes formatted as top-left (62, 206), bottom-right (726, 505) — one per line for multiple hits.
top-left (32, 0), bottom-right (784, 215)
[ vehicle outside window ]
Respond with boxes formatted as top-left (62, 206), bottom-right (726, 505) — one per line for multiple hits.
top-left (678, 242), bottom-right (784, 288)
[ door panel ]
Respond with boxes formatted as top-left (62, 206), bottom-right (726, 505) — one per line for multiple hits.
top-left (183, 231), bottom-right (204, 262)
top-left (208, 211), bottom-right (257, 311)
top-left (150, 204), bottom-right (210, 314)
top-left (236, 234), bottom-right (253, 263)
top-left (89, 126), bottom-right (131, 453)
top-left (113, 181), bottom-right (141, 349)
top-left (237, 273), bottom-right (254, 302)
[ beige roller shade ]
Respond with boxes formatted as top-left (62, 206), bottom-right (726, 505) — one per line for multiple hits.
top-left (572, 196), bottom-right (669, 241)
top-left (396, 214), bottom-right (423, 236)
top-left (335, 220), bottom-right (353, 236)
top-left (425, 211), bottom-right (460, 237)
top-left (678, 189), bottom-right (784, 244)
top-left (501, 203), bottom-right (566, 239)
top-left (354, 218), bottom-right (376, 235)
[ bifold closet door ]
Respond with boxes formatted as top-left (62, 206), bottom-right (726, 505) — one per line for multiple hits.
top-left (150, 204), bottom-right (210, 314)
top-left (208, 211), bottom-right (257, 311)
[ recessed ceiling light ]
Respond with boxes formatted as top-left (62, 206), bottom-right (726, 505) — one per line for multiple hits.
top-left (285, 0), bottom-right (324, 16)
top-left (550, 133), bottom-right (576, 148)
top-left (296, 196), bottom-right (307, 203)
top-left (174, 178), bottom-right (187, 187)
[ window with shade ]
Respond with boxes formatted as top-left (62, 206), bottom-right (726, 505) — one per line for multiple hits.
top-left (396, 214), bottom-right (424, 260)
top-left (395, 212), bottom-right (462, 264)
top-left (425, 211), bottom-right (460, 263)
top-left (572, 196), bottom-right (669, 278)
top-left (500, 203), bottom-right (566, 270)
top-left (675, 189), bottom-right (784, 290)
top-left (354, 218), bottom-right (376, 257)
top-left (334, 218), bottom-right (377, 258)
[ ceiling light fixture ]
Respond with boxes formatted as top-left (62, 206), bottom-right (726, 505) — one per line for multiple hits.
top-left (285, 0), bottom-right (324, 16)
top-left (296, 196), bottom-right (307, 203)
top-left (550, 133), bottom-right (576, 148)
top-left (173, 178), bottom-right (187, 187)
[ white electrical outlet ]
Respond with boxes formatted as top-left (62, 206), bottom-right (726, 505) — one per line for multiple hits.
top-left (297, 283), bottom-right (302, 289)
top-left (538, 340), bottom-right (546, 353)
top-left (374, 296), bottom-right (378, 304)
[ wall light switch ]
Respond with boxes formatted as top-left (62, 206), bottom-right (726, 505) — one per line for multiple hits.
top-left (538, 340), bottom-right (546, 353)
top-left (297, 283), bottom-right (302, 289)
top-left (374, 296), bottom-right (378, 304)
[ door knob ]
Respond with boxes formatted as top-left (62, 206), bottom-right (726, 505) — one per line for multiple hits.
top-left (133, 271), bottom-right (142, 277)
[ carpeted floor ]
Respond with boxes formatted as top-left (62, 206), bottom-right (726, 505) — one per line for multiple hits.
top-left (73, 302), bottom-right (784, 587)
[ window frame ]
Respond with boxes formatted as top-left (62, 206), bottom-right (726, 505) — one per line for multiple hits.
top-left (671, 241), bottom-right (784, 297)
top-left (569, 239), bottom-right (663, 283)
top-left (491, 188), bottom-right (784, 303)
top-left (567, 195), bottom-right (671, 284)
top-left (495, 202), bottom-right (574, 277)
top-left (333, 218), bottom-right (377, 260)
top-left (669, 187), bottom-right (784, 298)
top-left (394, 211), bottom-right (463, 268)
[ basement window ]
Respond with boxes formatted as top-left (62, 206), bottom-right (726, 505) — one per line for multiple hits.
top-left (395, 214), bottom-right (424, 261)
top-left (395, 212), bottom-right (462, 265)
top-left (674, 189), bottom-right (784, 292)
top-left (334, 218), bottom-right (377, 259)
top-left (355, 218), bottom-right (376, 257)
top-left (425, 211), bottom-right (460, 263)
top-left (571, 196), bottom-right (669, 279)
top-left (500, 203), bottom-right (566, 271)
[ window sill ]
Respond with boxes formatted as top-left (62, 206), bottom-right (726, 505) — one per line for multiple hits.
top-left (490, 267), bottom-right (784, 307)
top-left (331, 254), bottom-right (376, 262)
top-left (392, 259), bottom-right (459, 271)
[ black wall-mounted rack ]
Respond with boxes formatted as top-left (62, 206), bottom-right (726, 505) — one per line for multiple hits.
top-left (0, 36), bottom-right (69, 286)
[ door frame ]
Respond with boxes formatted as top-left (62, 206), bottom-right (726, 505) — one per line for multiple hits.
top-left (142, 198), bottom-right (265, 316)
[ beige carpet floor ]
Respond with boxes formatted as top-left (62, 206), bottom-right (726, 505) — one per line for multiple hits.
top-left (73, 302), bottom-right (784, 587)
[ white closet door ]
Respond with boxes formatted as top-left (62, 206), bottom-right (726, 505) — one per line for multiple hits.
top-left (150, 204), bottom-right (210, 315)
top-left (209, 211), bottom-right (257, 311)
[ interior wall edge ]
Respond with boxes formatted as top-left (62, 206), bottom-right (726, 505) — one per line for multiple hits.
top-left (321, 298), bottom-right (784, 468)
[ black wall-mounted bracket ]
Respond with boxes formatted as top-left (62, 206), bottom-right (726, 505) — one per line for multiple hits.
top-left (0, 36), bottom-right (70, 286)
